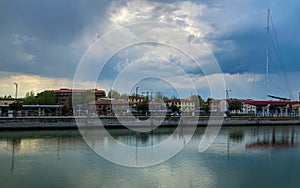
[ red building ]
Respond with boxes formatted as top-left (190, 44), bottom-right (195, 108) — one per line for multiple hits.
top-left (54, 88), bottom-right (106, 105)
top-left (241, 99), bottom-right (299, 116)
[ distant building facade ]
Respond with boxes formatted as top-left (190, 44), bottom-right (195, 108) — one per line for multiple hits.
top-left (241, 100), bottom-right (299, 116)
top-left (165, 99), bottom-right (195, 111)
top-left (209, 99), bottom-right (227, 112)
top-left (0, 99), bottom-right (15, 105)
top-left (89, 98), bottom-right (133, 115)
top-left (54, 88), bottom-right (106, 105)
top-left (209, 99), bottom-right (299, 116)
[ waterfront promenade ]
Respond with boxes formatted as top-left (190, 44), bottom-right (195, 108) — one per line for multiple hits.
top-left (0, 116), bottom-right (300, 130)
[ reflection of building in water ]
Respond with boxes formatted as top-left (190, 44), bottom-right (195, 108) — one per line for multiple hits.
top-left (246, 127), bottom-right (297, 149)
top-left (86, 127), bottom-right (188, 149)
top-left (229, 131), bottom-right (245, 143)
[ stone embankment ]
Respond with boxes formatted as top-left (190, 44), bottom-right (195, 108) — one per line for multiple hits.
top-left (0, 116), bottom-right (299, 130)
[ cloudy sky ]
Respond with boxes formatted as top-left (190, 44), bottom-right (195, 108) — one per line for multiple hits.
top-left (1, 0), bottom-right (300, 100)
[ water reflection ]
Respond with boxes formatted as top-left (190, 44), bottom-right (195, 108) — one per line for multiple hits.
top-left (246, 126), bottom-right (297, 149)
top-left (229, 131), bottom-right (245, 143)
top-left (0, 126), bottom-right (300, 188)
top-left (81, 126), bottom-right (194, 167)
top-left (10, 139), bottom-right (20, 173)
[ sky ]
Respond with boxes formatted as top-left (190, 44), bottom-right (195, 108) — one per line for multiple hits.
top-left (0, 0), bottom-right (300, 100)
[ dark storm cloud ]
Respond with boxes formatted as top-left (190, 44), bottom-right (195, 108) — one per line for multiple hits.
top-left (0, 0), bottom-right (300, 78)
top-left (202, 0), bottom-right (300, 76)
top-left (0, 0), bottom-right (111, 77)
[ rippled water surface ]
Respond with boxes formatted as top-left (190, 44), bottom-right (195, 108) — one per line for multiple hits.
top-left (0, 126), bottom-right (300, 188)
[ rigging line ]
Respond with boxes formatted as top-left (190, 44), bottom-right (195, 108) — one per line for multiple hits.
top-left (269, 41), bottom-right (292, 98)
top-left (268, 55), bottom-right (290, 96)
top-left (269, 14), bottom-right (282, 57)
top-left (269, 56), bottom-right (287, 86)
top-left (269, 13), bottom-right (290, 95)
top-left (268, 10), bottom-right (292, 98)
top-left (269, 14), bottom-right (283, 76)
top-left (267, 19), bottom-right (281, 61)
top-left (269, 32), bottom-right (281, 61)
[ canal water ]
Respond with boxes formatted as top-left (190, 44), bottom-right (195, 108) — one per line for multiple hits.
top-left (0, 126), bottom-right (299, 188)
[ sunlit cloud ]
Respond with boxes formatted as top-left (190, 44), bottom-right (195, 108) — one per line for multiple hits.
top-left (0, 0), bottom-right (299, 100)
top-left (0, 71), bottom-right (104, 97)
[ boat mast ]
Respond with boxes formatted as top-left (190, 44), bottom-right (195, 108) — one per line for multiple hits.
top-left (266, 9), bottom-right (270, 99)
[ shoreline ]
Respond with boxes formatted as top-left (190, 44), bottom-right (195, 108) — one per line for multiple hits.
top-left (0, 116), bottom-right (300, 130)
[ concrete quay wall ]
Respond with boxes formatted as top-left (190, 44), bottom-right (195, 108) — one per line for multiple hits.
top-left (0, 116), bottom-right (300, 130)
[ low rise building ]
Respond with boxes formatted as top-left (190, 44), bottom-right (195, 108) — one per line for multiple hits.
top-left (241, 103), bottom-right (257, 115)
top-left (209, 99), bottom-right (227, 112)
top-left (54, 88), bottom-right (106, 105)
top-left (0, 99), bottom-right (15, 105)
top-left (165, 99), bottom-right (195, 112)
top-left (89, 98), bottom-right (132, 115)
top-left (241, 99), bottom-right (299, 116)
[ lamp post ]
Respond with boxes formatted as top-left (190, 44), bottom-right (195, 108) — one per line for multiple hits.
top-left (226, 89), bottom-right (231, 111)
top-left (135, 87), bottom-right (139, 106)
top-left (226, 89), bottom-right (231, 100)
top-left (14, 83), bottom-right (18, 100)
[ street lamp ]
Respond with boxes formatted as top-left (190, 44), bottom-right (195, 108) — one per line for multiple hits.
top-left (14, 83), bottom-right (18, 100)
top-left (226, 89), bottom-right (231, 111)
top-left (226, 89), bottom-right (231, 100)
top-left (135, 87), bottom-right (139, 104)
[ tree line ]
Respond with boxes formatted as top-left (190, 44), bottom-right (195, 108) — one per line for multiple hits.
top-left (23, 91), bottom-right (56, 105)
top-left (2, 89), bottom-right (244, 114)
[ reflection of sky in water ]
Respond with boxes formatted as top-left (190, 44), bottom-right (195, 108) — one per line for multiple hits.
top-left (0, 126), bottom-right (300, 188)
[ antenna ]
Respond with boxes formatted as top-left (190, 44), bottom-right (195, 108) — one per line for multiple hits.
top-left (266, 8), bottom-right (270, 99)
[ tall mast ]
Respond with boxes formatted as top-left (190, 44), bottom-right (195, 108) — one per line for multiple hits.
top-left (266, 9), bottom-right (270, 99)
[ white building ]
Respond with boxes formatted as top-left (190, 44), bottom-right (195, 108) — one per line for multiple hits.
top-left (241, 103), bottom-right (257, 114)
top-left (166, 99), bottom-right (195, 111)
top-left (209, 99), bottom-right (227, 112)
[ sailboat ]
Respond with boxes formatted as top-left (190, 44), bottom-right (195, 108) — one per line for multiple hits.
top-left (265, 9), bottom-right (291, 101)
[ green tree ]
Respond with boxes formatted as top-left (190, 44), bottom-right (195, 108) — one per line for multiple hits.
top-left (1, 95), bottom-right (13, 99)
top-left (61, 104), bottom-right (70, 116)
top-left (203, 98), bottom-right (213, 113)
top-left (228, 99), bottom-right (243, 114)
top-left (107, 90), bottom-right (120, 99)
top-left (23, 91), bottom-right (37, 105)
top-left (137, 101), bottom-right (149, 111)
top-left (9, 100), bottom-right (23, 114)
top-left (171, 95), bottom-right (178, 99)
top-left (190, 95), bottom-right (205, 110)
top-left (162, 96), bottom-right (169, 102)
top-left (169, 104), bottom-right (179, 112)
top-left (36, 91), bottom-right (56, 105)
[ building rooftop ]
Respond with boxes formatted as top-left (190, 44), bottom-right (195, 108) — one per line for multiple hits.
top-left (242, 99), bottom-right (299, 106)
top-left (166, 99), bottom-right (193, 103)
top-left (53, 88), bottom-right (105, 94)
